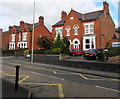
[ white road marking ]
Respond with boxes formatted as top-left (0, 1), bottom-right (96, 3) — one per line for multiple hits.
top-left (96, 85), bottom-right (120, 92)
top-left (30, 71), bottom-right (65, 81)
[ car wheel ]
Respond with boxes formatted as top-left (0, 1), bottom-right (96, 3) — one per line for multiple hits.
top-left (95, 56), bottom-right (99, 60)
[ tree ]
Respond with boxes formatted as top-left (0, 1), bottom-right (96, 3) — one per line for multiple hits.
top-left (53, 34), bottom-right (70, 54)
top-left (115, 27), bottom-right (120, 33)
top-left (53, 34), bottom-right (66, 51)
top-left (37, 36), bottom-right (53, 49)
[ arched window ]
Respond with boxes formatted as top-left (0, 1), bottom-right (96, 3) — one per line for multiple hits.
top-left (73, 38), bottom-right (80, 49)
top-left (73, 24), bottom-right (79, 35)
top-left (65, 26), bottom-right (71, 36)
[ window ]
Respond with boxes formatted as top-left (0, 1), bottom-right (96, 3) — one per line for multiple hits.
top-left (73, 38), bottom-right (80, 49)
top-left (20, 42), bottom-right (27, 48)
top-left (85, 39), bottom-right (90, 49)
top-left (73, 25), bottom-right (79, 35)
top-left (90, 24), bottom-right (94, 33)
top-left (12, 34), bottom-right (15, 42)
top-left (65, 26), bottom-right (71, 36)
top-left (55, 27), bottom-right (63, 38)
top-left (84, 22), bottom-right (94, 34)
top-left (85, 25), bottom-right (89, 33)
top-left (9, 43), bottom-right (15, 50)
top-left (22, 32), bottom-right (27, 41)
top-left (83, 37), bottom-right (95, 50)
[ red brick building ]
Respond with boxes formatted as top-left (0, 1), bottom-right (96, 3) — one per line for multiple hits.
top-left (0, 29), bottom-right (9, 50)
top-left (9, 16), bottom-right (51, 50)
top-left (52, 2), bottom-right (115, 50)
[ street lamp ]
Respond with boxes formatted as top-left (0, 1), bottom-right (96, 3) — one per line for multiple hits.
top-left (31, 0), bottom-right (35, 63)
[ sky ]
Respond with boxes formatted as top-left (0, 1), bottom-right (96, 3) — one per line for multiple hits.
top-left (0, 0), bottom-right (119, 32)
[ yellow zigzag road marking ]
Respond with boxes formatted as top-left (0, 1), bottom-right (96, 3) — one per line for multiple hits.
top-left (20, 82), bottom-right (64, 98)
top-left (53, 71), bottom-right (120, 81)
top-left (18, 76), bottom-right (30, 84)
top-left (2, 72), bottom-right (26, 77)
top-left (3, 61), bottom-right (120, 81)
top-left (2, 71), bottom-right (64, 98)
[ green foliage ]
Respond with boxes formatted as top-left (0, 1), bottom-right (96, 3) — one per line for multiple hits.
top-left (2, 50), bottom-right (15, 54)
top-left (52, 48), bottom-right (61, 54)
top-left (106, 47), bottom-right (120, 57)
top-left (37, 36), bottom-right (53, 49)
top-left (53, 34), bottom-right (70, 54)
top-left (43, 49), bottom-right (53, 54)
top-left (63, 37), bottom-right (70, 48)
top-left (29, 49), bottom-right (45, 54)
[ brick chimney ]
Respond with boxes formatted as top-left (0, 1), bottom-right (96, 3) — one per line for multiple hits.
top-left (61, 11), bottom-right (67, 19)
top-left (39, 16), bottom-right (44, 25)
top-left (20, 21), bottom-right (25, 27)
top-left (103, 1), bottom-right (109, 14)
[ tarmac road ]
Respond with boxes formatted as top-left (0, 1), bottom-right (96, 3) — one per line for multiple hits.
top-left (2, 64), bottom-right (120, 98)
top-left (2, 57), bottom-right (120, 92)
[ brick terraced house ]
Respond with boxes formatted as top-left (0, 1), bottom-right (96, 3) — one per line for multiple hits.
top-left (9, 16), bottom-right (51, 50)
top-left (52, 2), bottom-right (115, 50)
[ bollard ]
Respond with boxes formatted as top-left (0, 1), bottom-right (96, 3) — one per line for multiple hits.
top-left (15, 66), bottom-right (20, 91)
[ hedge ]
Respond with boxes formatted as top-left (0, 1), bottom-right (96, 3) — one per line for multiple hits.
top-left (107, 47), bottom-right (120, 57)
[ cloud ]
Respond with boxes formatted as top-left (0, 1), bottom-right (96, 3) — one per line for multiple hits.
top-left (0, 0), bottom-right (118, 31)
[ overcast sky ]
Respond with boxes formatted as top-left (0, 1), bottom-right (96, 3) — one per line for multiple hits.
top-left (0, 0), bottom-right (119, 32)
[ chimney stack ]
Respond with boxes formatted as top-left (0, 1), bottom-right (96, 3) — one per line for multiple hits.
top-left (20, 21), bottom-right (25, 27)
top-left (39, 16), bottom-right (44, 25)
top-left (103, 1), bottom-right (109, 14)
top-left (61, 11), bottom-right (67, 19)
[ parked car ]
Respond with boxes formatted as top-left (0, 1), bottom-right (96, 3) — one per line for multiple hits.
top-left (69, 49), bottom-right (83, 56)
top-left (83, 49), bottom-right (104, 60)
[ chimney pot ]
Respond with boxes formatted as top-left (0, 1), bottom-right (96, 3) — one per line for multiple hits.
top-left (103, 1), bottom-right (109, 14)
top-left (39, 16), bottom-right (44, 25)
top-left (20, 21), bottom-right (25, 27)
top-left (61, 11), bottom-right (67, 19)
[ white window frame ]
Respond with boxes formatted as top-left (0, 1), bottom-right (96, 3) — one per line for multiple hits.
top-left (84, 22), bottom-right (94, 34)
top-left (9, 42), bottom-right (15, 50)
top-left (83, 36), bottom-right (96, 50)
top-left (11, 34), bottom-right (15, 42)
top-left (55, 27), bottom-right (63, 38)
top-left (65, 26), bottom-right (71, 36)
top-left (73, 24), bottom-right (79, 35)
top-left (19, 42), bottom-right (27, 49)
top-left (22, 32), bottom-right (27, 41)
top-left (73, 38), bottom-right (80, 49)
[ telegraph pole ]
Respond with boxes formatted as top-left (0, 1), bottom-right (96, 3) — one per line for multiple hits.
top-left (31, 0), bottom-right (35, 63)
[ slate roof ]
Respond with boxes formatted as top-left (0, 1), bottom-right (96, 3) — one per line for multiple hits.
top-left (14, 26), bottom-right (22, 32)
top-left (52, 19), bottom-right (65, 26)
top-left (13, 23), bottom-right (39, 33)
top-left (25, 23), bottom-right (39, 30)
top-left (52, 10), bottom-right (105, 26)
top-left (83, 10), bottom-right (104, 21)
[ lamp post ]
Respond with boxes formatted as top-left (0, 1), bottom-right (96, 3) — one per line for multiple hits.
top-left (31, 0), bottom-right (35, 63)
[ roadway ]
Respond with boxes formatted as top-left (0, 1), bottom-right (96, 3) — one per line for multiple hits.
top-left (1, 56), bottom-right (120, 98)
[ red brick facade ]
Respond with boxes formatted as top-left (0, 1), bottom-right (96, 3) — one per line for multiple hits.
top-left (52, 2), bottom-right (115, 50)
top-left (9, 16), bottom-right (51, 50)
top-left (0, 29), bottom-right (9, 50)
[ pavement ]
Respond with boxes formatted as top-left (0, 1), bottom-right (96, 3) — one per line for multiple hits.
top-left (2, 79), bottom-right (31, 99)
